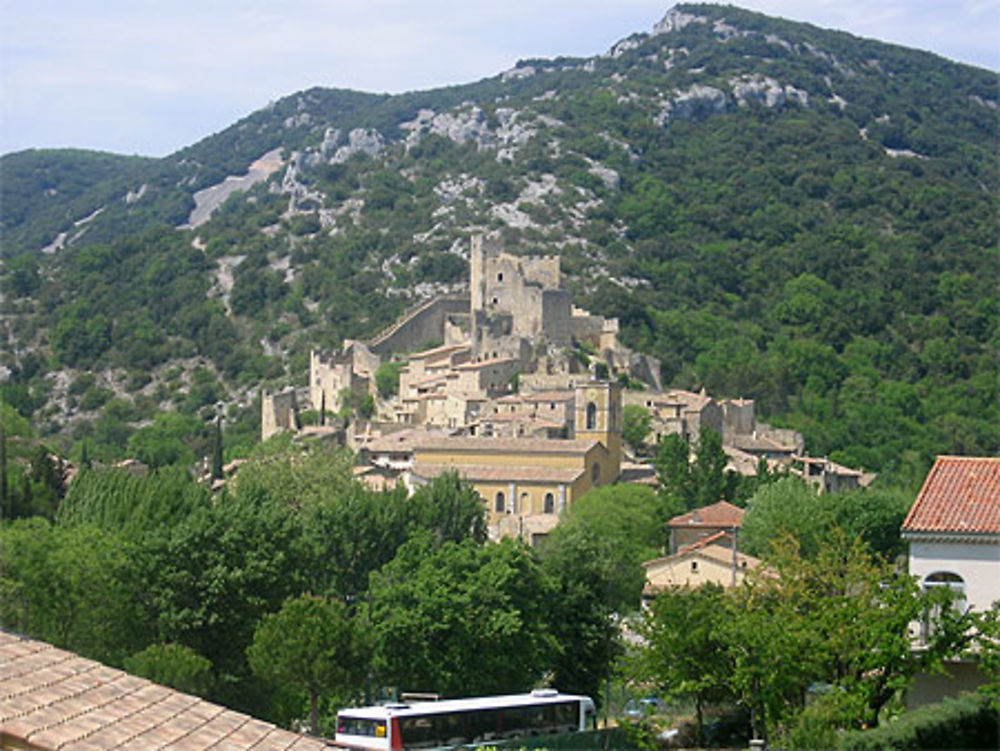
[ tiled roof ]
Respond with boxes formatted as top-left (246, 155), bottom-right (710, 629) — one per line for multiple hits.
top-left (668, 500), bottom-right (745, 528)
top-left (415, 435), bottom-right (600, 456)
top-left (363, 428), bottom-right (452, 453)
top-left (902, 456), bottom-right (1000, 535)
top-left (0, 632), bottom-right (328, 751)
top-left (410, 343), bottom-right (470, 360)
top-left (412, 462), bottom-right (584, 484)
top-left (730, 433), bottom-right (797, 453)
top-left (454, 357), bottom-right (516, 371)
top-left (663, 389), bottom-right (712, 411)
top-left (521, 391), bottom-right (575, 403)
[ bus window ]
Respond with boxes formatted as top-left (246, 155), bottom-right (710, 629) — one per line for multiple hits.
top-left (400, 716), bottom-right (437, 748)
top-left (466, 709), bottom-right (499, 742)
top-left (337, 717), bottom-right (387, 738)
top-left (501, 707), bottom-right (526, 738)
top-left (439, 712), bottom-right (469, 745)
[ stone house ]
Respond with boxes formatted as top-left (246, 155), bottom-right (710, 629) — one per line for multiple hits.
top-left (642, 532), bottom-right (761, 604)
top-left (667, 500), bottom-right (746, 554)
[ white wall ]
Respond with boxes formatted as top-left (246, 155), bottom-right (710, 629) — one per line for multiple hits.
top-left (909, 540), bottom-right (1000, 611)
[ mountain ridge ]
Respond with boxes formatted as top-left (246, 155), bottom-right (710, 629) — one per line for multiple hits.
top-left (1, 3), bottom-right (997, 479)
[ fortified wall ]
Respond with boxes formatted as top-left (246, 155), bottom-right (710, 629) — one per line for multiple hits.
top-left (366, 295), bottom-right (469, 357)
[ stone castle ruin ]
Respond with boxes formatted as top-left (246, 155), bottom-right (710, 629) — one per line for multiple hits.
top-left (262, 233), bottom-right (661, 438)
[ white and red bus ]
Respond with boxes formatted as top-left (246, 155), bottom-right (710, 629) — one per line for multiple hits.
top-left (335, 689), bottom-right (596, 750)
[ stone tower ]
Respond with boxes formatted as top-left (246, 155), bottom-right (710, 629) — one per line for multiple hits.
top-left (573, 380), bottom-right (623, 482)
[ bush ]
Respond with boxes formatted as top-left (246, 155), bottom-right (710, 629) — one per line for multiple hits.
top-left (838, 693), bottom-right (999, 750)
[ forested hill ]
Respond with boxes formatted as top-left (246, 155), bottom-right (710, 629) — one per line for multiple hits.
top-left (1, 3), bottom-right (997, 480)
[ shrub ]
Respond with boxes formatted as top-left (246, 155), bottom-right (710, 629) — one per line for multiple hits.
top-left (838, 693), bottom-right (999, 750)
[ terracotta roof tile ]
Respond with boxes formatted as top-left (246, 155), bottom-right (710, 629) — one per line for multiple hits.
top-left (0, 632), bottom-right (329, 751)
top-left (902, 456), bottom-right (1000, 534)
top-left (416, 435), bottom-right (599, 455)
top-left (668, 500), bottom-right (745, 528)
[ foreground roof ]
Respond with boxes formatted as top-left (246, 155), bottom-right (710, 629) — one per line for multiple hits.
top-left (902, 456), bottom-right (1000, 535)
top-left (0, 632), bottom-right (328, 751)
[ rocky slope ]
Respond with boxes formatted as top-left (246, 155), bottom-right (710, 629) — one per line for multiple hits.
top-left (1, 4), bottom-right (997, 473)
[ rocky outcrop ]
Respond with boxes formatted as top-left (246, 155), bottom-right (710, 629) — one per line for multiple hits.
top-left (652, 7), bottom-right (707, 35)
top-left (730, 75), bottom-right (808, 108)
top-left (655, 85), bottom-right (728, 125)
top-left (331, 128), bottom-right (385, 163)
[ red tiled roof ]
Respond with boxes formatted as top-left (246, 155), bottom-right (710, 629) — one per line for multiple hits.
top-left (902, 456), bottom-right (1000, 535)
top-left (668, 500), bottom-right (745, 528)
top-left (0, 632), bottom-right (328, 751)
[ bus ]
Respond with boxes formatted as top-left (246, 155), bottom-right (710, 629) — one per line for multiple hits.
top-left (335, 689), bottom-right (596, 750)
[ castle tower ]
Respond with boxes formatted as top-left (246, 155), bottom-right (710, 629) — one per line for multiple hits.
top-left (573, 380), bottom-right (623, 482)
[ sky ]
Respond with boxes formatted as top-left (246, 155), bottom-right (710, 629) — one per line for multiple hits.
top-left (2, 1), bottom-right (998, 158)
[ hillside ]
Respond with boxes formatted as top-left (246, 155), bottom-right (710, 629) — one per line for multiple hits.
top-left (1, 3), bottom-right (997, 478)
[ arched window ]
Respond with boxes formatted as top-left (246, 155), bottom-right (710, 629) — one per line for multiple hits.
top-left (585, 402), bottom-right (597, 430)
top-left (497, 272), bottom-right (504, 283)
top-left (520, 492), bottom-right (529, 513)
top-left (494, 492), bottom-right (505, 513)
top-left (921, 571), bottom-right (967, 642)
top-left (923, 571), bottom-right (967, 603)
top-left (544, 493), bottom-right (555, 514)
top-left (591, 462), bottom-right (601, 484)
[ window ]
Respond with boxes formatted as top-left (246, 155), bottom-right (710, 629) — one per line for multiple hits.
top-left (691, 561), bottom-right (699, 573)
top-left (497, 272), bottom-right (504, 282)
top-left (591, 462), bottom-right (601, 483)
top-left (921, 571), bottom-right (967, 642)
top-left (520, 491), bottom-right (529, 512)
top-left (544, 493), bottom-right (555, 513)
top-left (586, 402), bottom-right (597, 430)
top-left (495, 492), bottom-right (505, 513)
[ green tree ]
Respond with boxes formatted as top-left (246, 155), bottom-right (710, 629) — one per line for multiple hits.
top-left (622, 404), bottom-right (652, 455)
top-left (248, 594), bottom-right (367, 735)
top-left (655, 428), bottom-right (739, 513)
top-left (637, 584), bottom-right (734, 744)
top-left (126, 411), bottom-right (204, 469)
top-left (0, 423), bottom-right (8, 521)
top-left (375, 360), bottom-right (405, 399)
top-left (211, 417), bottom-right (224, 480)
top-left (125, 643), bottom-right (214, 697)
top-left (740, 476), bottom-right (825, 558)
top-left (0, 518), bottom-right (147, 664)
top-left (405, 471), bottom-right (487, 545)
top-left (371, 537), bottom-right (557, 697)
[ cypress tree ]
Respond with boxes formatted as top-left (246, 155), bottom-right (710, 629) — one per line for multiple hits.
top-left (211, 417), bottom-right (224, 480)
top-left (0, 424), bottom-right (8, 520)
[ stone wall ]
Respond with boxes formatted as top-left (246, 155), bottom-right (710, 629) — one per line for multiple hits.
top-left (261, 388), bottom-right (300, 441)
top-left (367, 295), bottom-right (469, 356)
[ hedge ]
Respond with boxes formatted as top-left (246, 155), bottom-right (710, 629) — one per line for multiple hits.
top-left (838, 693), bottom-right (999, 750)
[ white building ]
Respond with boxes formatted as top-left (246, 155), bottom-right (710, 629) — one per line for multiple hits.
top-left (901, 455), bottom-right (1000, 705)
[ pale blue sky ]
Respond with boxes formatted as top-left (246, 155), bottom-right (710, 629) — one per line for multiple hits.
top-left (2, 1), bottom-right (997, 157)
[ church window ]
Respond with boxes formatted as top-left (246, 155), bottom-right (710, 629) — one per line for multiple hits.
top-left (591, 462), bottom-right (600, 483)
top-left (586, 402), bottom-right (597, 430)
top-left (494, 492), bottom-right (505, 513)
top-left (497, 272), bottom-right (504, 282)
top-left (544, 493), bottom-right (555, 513)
